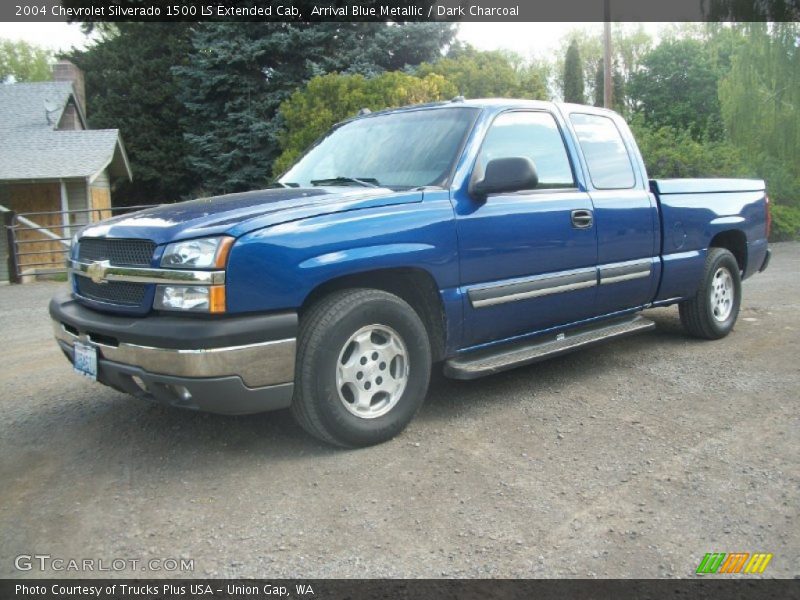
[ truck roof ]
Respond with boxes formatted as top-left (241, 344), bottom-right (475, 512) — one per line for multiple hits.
top-left (343, 98), bottom-right (617, 124)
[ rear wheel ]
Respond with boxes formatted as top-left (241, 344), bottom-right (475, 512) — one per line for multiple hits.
top-left (291, 289), bottom-right (431, 447)
top-left (679, 248), bottom-right (742, 340)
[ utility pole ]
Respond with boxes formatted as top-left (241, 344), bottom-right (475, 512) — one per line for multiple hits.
top-left (603, 0), bottom-right (612, 109)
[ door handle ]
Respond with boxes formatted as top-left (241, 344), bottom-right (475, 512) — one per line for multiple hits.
top-left (571, 209), bottom-right (594, 229)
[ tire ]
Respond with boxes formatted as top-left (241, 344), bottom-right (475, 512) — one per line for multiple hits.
top-left (679, 248), bottom-right (742, 340)
top-left (291, 289), bottom-right (432, 447)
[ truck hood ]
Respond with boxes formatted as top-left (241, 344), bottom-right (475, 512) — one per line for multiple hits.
top-left (79, 187), bottom-right (424, 245)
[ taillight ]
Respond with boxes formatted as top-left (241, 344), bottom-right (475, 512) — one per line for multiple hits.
top-left (765, 194), bottom-right (772, 239)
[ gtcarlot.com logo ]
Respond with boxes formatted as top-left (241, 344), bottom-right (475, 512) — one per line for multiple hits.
top-left (696, 552), bottom-right (773, 574)
top-left (14, 554), bottom-right (194, 572)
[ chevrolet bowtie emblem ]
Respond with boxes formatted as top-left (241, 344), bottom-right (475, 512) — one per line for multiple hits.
top-left (86, 260), bottom-right (110, 285)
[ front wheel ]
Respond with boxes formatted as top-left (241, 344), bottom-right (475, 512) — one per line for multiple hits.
top-left (679, 247), bottom-right (742, 340)
top-left (291, 289), bottom-right (431, 447)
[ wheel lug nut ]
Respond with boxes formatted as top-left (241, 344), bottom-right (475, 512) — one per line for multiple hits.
top-left (360, 357), bottom-right (367, 365)
top-left (364, 382), bottom-right (371, 390)
top-left (372, 352), bottom-right (379, 360)
top-left (356, 372), bottom-right (363, 380)
top-left (379, 362), bottom-right (386, 370)
top-left (376, 376), bottom-right (383, 385)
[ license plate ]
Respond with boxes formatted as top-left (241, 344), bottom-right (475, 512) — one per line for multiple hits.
top-left (73, 342), bottom-right (98, 381)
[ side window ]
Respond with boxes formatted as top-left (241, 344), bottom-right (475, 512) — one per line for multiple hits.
top-left (569, 113), bottom-right (636, 189)
top-left (478, 111), bottom-right (575, 189)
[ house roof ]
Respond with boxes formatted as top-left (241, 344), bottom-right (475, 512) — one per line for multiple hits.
top-left (0, 82), bottom-right (132, 182)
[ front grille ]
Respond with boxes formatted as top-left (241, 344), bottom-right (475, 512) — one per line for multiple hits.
top-left (75, 278), bottom-right (147, 306)
top-left (78, 238), bottom-right (155, 267)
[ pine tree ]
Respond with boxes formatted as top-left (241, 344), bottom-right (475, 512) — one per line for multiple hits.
top-left (175, 23), bottom-right (455, 196)
top-left (563, 39), bottom-right (584, 104)
top-left (594, 58), bottom-right (626, 112)
top-left (66, 24), bottom-right (195, 205)
top-left (594, 58), bottom-right (604, 107)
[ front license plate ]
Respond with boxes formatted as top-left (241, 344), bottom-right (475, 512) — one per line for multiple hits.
top-left (73, 342), bottom-right (98, 381)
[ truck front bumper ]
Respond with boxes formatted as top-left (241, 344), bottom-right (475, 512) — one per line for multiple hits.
top-left (49, 290), bottom-right (297, 415)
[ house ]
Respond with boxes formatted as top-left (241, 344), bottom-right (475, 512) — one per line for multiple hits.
top-left (0, 60), bottom-right (132, 281)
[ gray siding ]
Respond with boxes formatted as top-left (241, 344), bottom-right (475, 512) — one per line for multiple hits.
top-left (0, 184), bottom-right (9, 282)
top-left (92, 169), bottom-right (110, 188)
top-left (66, 179), bottom-right (89, 227)
top-left (0, 229), bottom-right (8, 283)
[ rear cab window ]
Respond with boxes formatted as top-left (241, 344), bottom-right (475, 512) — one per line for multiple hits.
top-left (569, 113), bottom-right (636, 189)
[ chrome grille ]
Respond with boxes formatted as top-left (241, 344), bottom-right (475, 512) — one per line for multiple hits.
top-left (75, 278), bottom-right (147, 306)
top-left (74, 238), bottom-right (154, 309)
top-left (78, 238), bottom-right (155, 267)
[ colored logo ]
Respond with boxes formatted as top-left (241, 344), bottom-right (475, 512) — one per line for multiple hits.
top-left (696, 552), bottom-right (773, 574)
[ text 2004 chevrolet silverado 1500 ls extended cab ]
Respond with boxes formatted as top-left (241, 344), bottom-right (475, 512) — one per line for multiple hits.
top-left (50, 99), bottom-right (771, 447)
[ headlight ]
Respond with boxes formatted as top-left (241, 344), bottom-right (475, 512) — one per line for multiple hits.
top-left (69, 233), bottom-right (80, 262)
top-left (154, 285), bottom-right (226, 313)
top-left (160, 236), bottom-right (232, 269)
top-left (157, 236), bottom-right (232, 313)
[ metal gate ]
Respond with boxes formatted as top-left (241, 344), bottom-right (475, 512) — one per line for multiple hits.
top-left (2, 205), bottom-right (156, 283)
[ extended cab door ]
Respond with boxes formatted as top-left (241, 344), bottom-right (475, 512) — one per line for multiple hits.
top-left (564, 110), bottom-right (659, 315)
top-left (453, 109), bottom-right (598, 347)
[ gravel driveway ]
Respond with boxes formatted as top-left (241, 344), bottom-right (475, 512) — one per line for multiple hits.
top-left (1, 243), bottom-right (797, 579)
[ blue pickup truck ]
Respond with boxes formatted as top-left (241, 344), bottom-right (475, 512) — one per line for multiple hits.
top-left (50, 99), bottom-right (771, 447)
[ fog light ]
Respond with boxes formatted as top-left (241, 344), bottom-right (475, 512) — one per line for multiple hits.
top-left (131, 376), bottom-right (148, 393)
top-left (170, 385), bottom-right (192, 402)
top-left (154, 285), bottom-right (225, 313)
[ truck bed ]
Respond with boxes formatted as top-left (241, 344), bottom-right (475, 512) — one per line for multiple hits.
top-left (651, 178), bottom-right (769, 303)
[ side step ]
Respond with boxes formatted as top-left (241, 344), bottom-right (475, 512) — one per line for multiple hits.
top-left (444, 315), bottom-right (656, 380)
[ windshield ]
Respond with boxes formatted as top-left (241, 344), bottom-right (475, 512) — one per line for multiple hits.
top-left (279, 107), bottom-right (480, 190)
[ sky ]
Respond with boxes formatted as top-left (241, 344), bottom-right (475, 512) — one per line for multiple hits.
top-left (0, 22), bottom-right (92, 51)
top-left (0, 21), bottom-right (668, 57)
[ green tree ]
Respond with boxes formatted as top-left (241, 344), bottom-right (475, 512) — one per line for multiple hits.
top-left (714, 23), bottom-right (800, 240)
top-left (592, 58), bottom-right (625, 110)
top-left (627, 38), bottom-right (724, 140)
top-left (555, 25), bottom-right (652, 113)
top-left (718, 23), bottom-right (799, 167)
top-left (66, 24), bottom-right (195, 206)
top-left (630, 117), bottom-right (749, 179)
top-left (418, 45), bottom-right (548, 99)
top-left (175, 23), bottom-right (455, 196)
top-left (563, 39), bottom-right (584, 103)
top-left (274, 46), bottom-right (550, 176)
top-left (273, 71), bottom-right (456, 175)
top-left (0, 38), bottom-right (52, 83)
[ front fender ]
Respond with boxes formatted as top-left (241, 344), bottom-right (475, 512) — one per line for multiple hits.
top-left (224, 197), bottom-right (459, 314)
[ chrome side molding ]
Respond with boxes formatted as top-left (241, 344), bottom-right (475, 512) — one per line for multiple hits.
top-left (468, 268), bottom-right (597, 308)
top-left (468, 258), bottom-right (655, 308)
top-left (599, 258), bottom-right (652, 285)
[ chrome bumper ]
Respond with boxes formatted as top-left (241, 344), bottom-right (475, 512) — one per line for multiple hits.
top-left (53, 320), bottom-right (295, 389)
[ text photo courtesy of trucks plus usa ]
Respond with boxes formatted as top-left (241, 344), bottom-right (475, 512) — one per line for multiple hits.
top-left (0, 5), bottom-right (798, 595)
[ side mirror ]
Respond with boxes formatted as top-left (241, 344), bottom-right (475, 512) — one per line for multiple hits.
top-left (470, 157), bottom-right (539, 200)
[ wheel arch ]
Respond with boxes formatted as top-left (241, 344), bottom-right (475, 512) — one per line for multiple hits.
top-left (300, 267), bottom-right (447, 362)
top-left (709, 229), bottom-right (747, 272)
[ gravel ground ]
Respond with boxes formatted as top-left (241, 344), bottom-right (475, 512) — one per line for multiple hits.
top-left (0, 243), bottom-right (797, 579)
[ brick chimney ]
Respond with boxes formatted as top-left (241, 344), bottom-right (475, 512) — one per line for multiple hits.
top-left (52, 59), bottom-right (86, 117)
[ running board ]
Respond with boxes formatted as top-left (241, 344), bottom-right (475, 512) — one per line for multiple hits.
top-left (444, 316), bottom-right (656, 380)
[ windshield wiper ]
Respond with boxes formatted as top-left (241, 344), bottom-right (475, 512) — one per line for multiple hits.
top-left (310, 176), bottom-right (380, 188)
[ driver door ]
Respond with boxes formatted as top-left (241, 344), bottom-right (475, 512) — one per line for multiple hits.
top-left (453, 110), bottom-right (599, 347)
